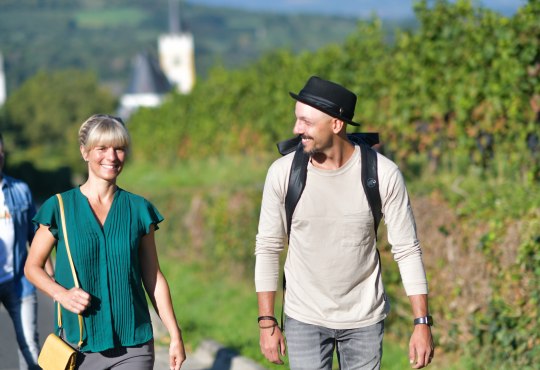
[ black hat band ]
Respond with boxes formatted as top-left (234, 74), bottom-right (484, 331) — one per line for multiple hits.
top-left (298, 92), bottom-right (352, 120)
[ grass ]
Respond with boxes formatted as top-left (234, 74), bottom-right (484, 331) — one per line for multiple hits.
top-left (158, 261), bottom-right (287, 368)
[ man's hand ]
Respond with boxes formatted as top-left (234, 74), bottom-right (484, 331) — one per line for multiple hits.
top-left (409, 324), bottom-right (434, 368)
top-left (259, 320), bottom-right (286, 365)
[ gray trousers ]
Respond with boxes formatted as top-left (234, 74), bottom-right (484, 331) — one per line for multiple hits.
top-left (75, 339), bottom-right (154, 370)
top-left (285, 316), bottom-right (384, 370)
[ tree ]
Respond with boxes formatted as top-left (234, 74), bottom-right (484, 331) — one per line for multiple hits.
top-left (3, 69), bottom-right (117, 170)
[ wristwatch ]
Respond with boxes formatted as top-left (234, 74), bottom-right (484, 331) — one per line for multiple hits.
top-left (413, 315), bottom-right (433, 326)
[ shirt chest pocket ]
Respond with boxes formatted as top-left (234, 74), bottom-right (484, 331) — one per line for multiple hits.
top-left (339, 211), bottom-right (374, 248)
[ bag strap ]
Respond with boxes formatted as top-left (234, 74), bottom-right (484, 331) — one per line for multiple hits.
top-left (359, 143), bottom-right (382, 236)
top-left (56, 193), bottom-right (84, 350)
top-left (284, 142), bottom-right (310, 238)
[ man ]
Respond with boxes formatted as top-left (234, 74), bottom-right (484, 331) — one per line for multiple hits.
top-left (255, 76), bottom-right (434, 369)
top-left (0, 133), bottom-right (42, 370)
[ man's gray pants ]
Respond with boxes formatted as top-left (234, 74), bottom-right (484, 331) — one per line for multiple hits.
top-left (285, 316), bottom-right (384, 370)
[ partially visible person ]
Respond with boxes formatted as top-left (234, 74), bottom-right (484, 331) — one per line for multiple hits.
top-left (0, 133), bottom-right (52, 370)
top-left (25, 114), bottom-right (186, 370)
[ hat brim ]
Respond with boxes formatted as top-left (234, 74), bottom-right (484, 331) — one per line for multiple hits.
top-left (290, 92), bottom-right (361, 126)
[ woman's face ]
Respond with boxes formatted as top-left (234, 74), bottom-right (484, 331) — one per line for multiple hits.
top-left (81, 143), bottom-right (126, 182)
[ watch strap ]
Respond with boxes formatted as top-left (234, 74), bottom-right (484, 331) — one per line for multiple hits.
top-left (413, 315), bottom-right (433, 326)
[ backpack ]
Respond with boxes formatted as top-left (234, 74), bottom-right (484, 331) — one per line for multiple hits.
top-left (275, 132), bottom-right (383, 329)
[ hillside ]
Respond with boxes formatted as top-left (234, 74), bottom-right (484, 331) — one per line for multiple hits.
top-left (0, 0), bottom-right (415, 95)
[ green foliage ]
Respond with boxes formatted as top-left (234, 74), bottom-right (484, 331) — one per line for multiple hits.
top-left (118, 154), bottom-right (272, 271)
top-left (467, 209), bottom-right (540, 369)
top-left (129, 0), bottom-right (539, 185)
top-left (2, 69), bottom-right (116, 172)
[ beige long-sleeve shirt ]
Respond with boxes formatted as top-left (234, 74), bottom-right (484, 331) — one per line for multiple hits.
top-left (255, 145), bottom-right (428, 329)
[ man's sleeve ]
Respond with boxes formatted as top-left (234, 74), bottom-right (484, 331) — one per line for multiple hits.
top-left (255, 161), bottom-right (287, 292)
top-left (381, 165), bottom-right (428, 296)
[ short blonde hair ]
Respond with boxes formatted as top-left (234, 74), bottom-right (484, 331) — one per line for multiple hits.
top-left (79, 114), bottom-right (130, 154)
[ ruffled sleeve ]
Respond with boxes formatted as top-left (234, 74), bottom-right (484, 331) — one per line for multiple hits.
top-left (32, 195), bottom-right (60, 239)
top-left (141, 198), bottom-right (164, 234)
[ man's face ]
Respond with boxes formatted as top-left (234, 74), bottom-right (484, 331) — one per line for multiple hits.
top-left (293, 102), bottom-right (334, 155)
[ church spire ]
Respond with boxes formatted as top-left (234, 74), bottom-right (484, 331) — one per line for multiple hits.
top-left (169, 0), bottom-right (181, 34)
top-left (159, 0), bottom-right (195, 94)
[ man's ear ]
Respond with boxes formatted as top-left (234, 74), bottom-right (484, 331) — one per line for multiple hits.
top-left (332, 118), bottom-right (345, 134)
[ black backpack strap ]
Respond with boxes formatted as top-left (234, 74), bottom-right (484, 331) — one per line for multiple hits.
top-left (348, 132), bottom-right (380, 147)
top-left (359, 143), bottom-right (383, 236)
top-left (277, 136), bottom-right (301, 156)
top-left (280, 141), bottom-right (309, 330)
top-left (285, 143), bottom-right (309, 238)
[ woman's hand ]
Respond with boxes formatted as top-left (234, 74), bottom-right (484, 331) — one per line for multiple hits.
top-left (54, 287), bottom-right (91, 314)
top-left (168, 337), bottom-right (186, 370)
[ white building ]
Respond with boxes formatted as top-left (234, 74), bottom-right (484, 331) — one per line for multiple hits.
top-left (159, 32), bottom-right (195, 94)
top-left (118, 0), bottom-right (195, 120)
top-left (159, 0), bottom-right (195, 94)
top-left (118, 52), bottom-right (172, 120)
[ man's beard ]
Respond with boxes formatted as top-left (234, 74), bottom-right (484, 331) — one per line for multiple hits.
top-left (301, 137), bottom-right (327, 157)
top-left (301, 136), bottom-right (318, 156)
top-left (303, 147), bottom-right (318, 156)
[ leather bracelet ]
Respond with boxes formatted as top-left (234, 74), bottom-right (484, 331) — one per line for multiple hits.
top-left (258, 316), bottom-right (278, 324)
top-left (259, 321), bottom-right (278, 335)
top-left (259, 323), bottom-right (278, 329)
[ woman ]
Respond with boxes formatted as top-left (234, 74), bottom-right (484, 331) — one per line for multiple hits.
top-left (24, 114), bottom-right (186, 370)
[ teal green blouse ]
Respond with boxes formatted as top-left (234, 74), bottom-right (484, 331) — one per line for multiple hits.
top-left (33, 187), bottom-right (164, 352)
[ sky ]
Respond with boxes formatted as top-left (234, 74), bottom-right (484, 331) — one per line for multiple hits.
top-left (186, 0), bottom-right (526, 19)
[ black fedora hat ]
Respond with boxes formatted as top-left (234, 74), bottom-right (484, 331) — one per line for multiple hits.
top-left (289, 76), bottom-right (360, 126)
